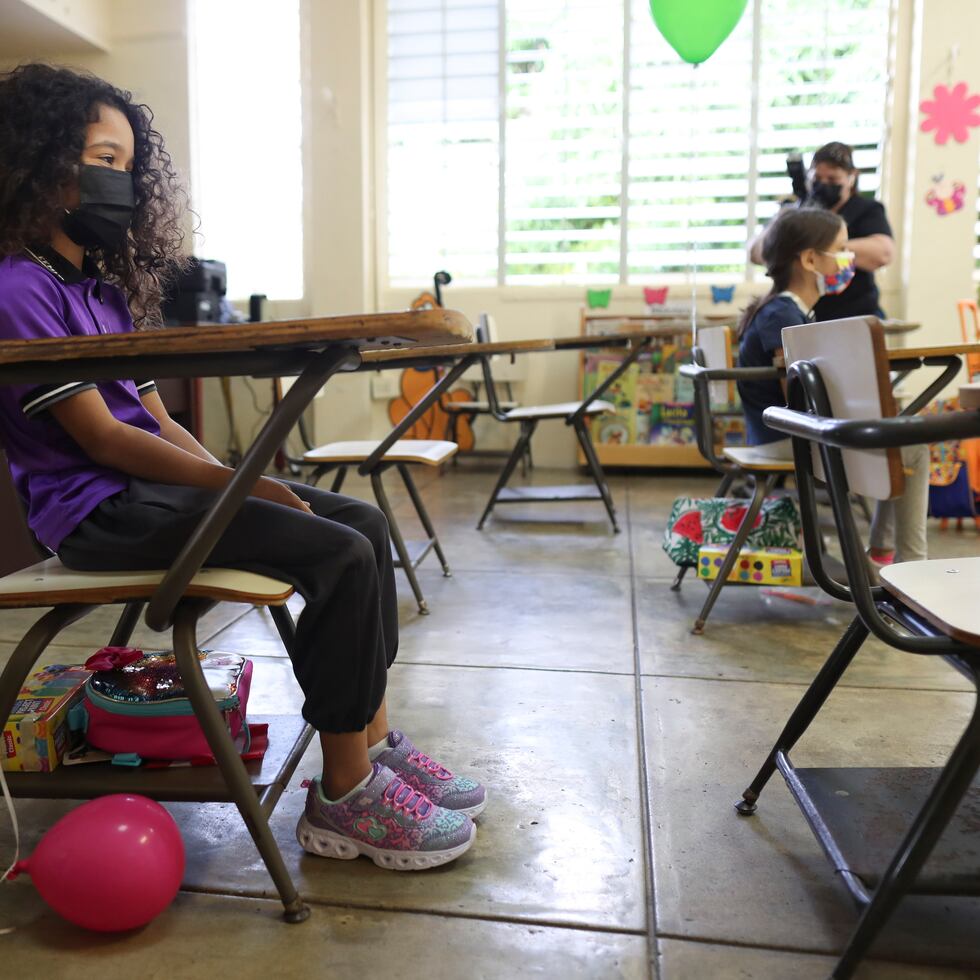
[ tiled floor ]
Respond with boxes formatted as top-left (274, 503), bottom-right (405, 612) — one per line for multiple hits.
top-left (1, 463), bottom-right (979, 979)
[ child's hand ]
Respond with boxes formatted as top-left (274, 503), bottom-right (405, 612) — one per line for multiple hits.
top-left (253, 476), bottom-right (314, 514)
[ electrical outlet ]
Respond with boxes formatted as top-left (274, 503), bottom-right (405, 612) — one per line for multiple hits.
top-left (370, 373), bottom-right (400, 400)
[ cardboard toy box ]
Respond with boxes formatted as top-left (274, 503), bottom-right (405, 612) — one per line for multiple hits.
top-left (697, 545), bottom-right (803, 586)
top-left (2, 664), bottom-right (90, 772)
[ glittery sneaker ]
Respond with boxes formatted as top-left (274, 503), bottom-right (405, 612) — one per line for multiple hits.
top-left (373, 730), bottom-right (487, 819)
top-left (295, 763), bottom-right (475, 870)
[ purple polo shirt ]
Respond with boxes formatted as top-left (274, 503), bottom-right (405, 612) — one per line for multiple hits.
top-left (0, 248), bottom-right (160, 551)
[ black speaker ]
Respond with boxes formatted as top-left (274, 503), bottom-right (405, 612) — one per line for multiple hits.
top-left (162, 258), bottom-right (227, 325)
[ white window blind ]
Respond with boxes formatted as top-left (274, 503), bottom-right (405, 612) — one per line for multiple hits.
top-left (188, 0), bottom-right (304, 301)
top-left (386, 0), bottom-right (892, 287)
top-left (505, 1), bottom-right (624, 285)
top-left (387, 0), bottom-right (501, 286)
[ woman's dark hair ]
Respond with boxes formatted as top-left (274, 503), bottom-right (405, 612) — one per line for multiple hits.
top-left (737, 207), bottom-right (844, 338)
top-left (811, 140), bottom-right (859, 191)
top-left (0, 63), bottom-right (187, 326)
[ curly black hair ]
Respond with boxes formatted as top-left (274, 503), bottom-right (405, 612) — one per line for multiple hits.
top-left (0, 63), bottom-right (187, 326)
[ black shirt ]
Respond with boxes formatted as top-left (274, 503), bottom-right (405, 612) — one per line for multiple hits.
top-left (813, 194), bottom-right (892, 321)
top-left (737, 294), bottom-right (810, 445)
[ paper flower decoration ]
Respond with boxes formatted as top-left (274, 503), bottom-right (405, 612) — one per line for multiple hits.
top-left (919, 82), bottom-right (980, 145)
top-left (644, 286), bottom-right (669, 306)
top-left (711, 285), bottom-right (735, 303)
top-left (587, 288), bottom-right (612, 309)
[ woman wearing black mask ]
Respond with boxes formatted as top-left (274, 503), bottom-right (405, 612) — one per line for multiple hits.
top-left (749, 141), bottom-right (895, 320)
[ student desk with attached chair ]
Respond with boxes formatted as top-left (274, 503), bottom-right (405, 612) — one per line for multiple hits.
top-left (0, 308), bottom-right (473, 924)
top-left (733, 319), bottom-right (980, 979)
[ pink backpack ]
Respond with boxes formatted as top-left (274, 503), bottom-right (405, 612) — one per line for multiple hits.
top-left (75, 647), bottom-right (252, 764)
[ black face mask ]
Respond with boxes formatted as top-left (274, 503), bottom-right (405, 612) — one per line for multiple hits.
top-left (807, 180), bottom-right (843, 210)
top-left (62, 164), bottom-right (135, 252)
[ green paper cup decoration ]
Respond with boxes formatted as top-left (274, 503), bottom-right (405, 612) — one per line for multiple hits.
top-left (587, 288), bottom-right (612, 309)
top-left (649, 0), bottom-right (749, 65)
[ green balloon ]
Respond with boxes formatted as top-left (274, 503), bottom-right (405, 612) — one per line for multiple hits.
top-left (649, 0), bottom-right (749, 65)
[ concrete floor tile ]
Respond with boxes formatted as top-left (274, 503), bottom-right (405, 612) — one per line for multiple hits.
top-left (657, 938), bottom-right (975, 979)
top-left (636, 581), bottom-right (971, 692)
top-left (393, 569), bottom-right (635, 673)
top-left (644, 676), bottom-right (980, 967)
top-left (0, 666), bottom-right (644, 933)
top-left (0, 887), bottom-right (649, 980)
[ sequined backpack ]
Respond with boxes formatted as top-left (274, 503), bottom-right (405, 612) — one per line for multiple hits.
top-left (73, 647), bottom-right (252, 765)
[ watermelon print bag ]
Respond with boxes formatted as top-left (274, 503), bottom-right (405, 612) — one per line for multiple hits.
top-left (662, 496), bottom-right (802, 567)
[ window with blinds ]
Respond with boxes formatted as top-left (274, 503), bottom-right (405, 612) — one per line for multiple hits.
top-left (385, 0), bottom-right (892, 287)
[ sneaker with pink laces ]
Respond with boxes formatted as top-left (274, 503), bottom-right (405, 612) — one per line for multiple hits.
top-left (373, 730), bottom-right (487, 818)
top-left (295, 762), bottom-right (475, 870)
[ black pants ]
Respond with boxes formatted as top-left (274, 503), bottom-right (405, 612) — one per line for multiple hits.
top-left (58, 479), bottom-right (398, 733)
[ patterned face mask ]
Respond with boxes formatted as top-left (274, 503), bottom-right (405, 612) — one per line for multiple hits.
top-left (816, 249), bottom-right (856, 297)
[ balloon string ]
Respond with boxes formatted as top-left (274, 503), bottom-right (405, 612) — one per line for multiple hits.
top-left (0, 761), bottom-right (20, 885)
top-left (688, 65), bottom-right (698, 346)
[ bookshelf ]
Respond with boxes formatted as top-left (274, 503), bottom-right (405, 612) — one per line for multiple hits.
top-left (578, 311), bottom-right (744, 469)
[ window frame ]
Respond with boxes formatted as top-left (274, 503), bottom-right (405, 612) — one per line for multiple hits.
top-left (377, 0), bottom-right (898, 294)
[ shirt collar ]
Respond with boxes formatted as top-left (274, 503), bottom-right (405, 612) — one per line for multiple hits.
top-left (779, 290), bottom-right (816, 321)
top-left (23, 245), bottom-right (101, 286)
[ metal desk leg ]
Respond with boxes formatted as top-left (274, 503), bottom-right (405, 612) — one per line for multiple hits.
top-left (571, 418), bottom-right (618, 531)
top-left (108, 600), bottom-right (145, 647)
top-left (692, 474), bottom-right (776, 635)
top-left (735, 615), bottom-right (869, 815)
top-left (397, 462), bottom-right (451, 576)
top-left (477, 420), bottom-right (537, 530)
top-left (371, 470), bottom-right (427, 614)
top-left (172, 601), bottom-right (310, 923)
top-left (360, 355), bottom-right (477, 474)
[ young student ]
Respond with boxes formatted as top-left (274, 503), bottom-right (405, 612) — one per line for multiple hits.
top-left (736, 207), bottom-right (927, 566)
top-left (0, 64), bottom-right (485, 869)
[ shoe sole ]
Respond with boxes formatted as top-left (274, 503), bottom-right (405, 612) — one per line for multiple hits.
top-left (296, 815), bottom-right (476, 870)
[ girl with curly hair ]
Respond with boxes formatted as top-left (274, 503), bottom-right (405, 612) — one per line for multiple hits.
top-left (0, 63), bottom-right (484, 868)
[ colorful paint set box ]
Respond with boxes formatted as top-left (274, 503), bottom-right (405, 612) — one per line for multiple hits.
top-left (2, 664), bottom-right (90, 772)
top-left (697, 546), bottom-right (804, 586)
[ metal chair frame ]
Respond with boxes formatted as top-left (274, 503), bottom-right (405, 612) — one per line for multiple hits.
top-left (735, 353), bottom-right (980, 978)
top-left (473, 318), bottom-right (644, 533)
top-left (677, 353), bottom-right (792, 634)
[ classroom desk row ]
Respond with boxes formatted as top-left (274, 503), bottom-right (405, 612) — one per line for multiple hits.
top-left (0, 312), bottom-right (971, 614)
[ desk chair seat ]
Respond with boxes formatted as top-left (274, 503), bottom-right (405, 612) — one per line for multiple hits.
top-left (0, 556), bottom-right (294, 607)
top-left (303, 439), bottom-right (455, 467)
top-left (301, 438), bottom-right (456, 614)
top-left (721, 447), bottom-right (796, 472)
top-left (735, 316), bottom-right (980, 979)
top-left (880, 556), bottom-right (980, 645)
top-left (503, 399), bottom-right (614, 422)
top-left (443, 399), bottom-right (517, 413)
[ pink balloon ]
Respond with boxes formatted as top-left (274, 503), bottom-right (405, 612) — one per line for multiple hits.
top-left (11, 794), bottom-right (184, 932)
